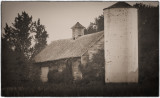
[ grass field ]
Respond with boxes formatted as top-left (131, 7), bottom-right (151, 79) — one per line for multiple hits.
top-left (2, 79), bottom-right (158, 97)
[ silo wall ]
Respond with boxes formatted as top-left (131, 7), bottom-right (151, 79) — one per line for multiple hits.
top-left (104, 8), bottom-right (138, 83)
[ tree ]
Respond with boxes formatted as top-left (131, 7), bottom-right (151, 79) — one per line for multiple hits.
top-left (84, 22), bottom-right (97, 35)
top-left (95, 15), bottom-right (104, 32)
top-left (84, 15), bottom-right (104, 35)
top-left (2, 11), bottom-right (48, 84)
top-left (80, 49), bottom-right (105, 85)
top-left (2, 11), bottom-right (33, 82)
top-left (30, 19), bottom-right (48, 59)
top-left (3, 11), bottom-right (32, 60)
top-left (133, 3), bottom-right (159, 84)
top-left (28, 19), bottom-right (48, 81)
top-left (83, 3), bottom-right (159, 86)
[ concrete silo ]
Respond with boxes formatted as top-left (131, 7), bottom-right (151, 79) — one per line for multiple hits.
top-left (103, 2), bottom-right (138, 83)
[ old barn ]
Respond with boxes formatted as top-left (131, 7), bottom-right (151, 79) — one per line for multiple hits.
top-left (34, 2), bottom-right (138, 83)
top-left (34, 22), bottom-right (104, 82)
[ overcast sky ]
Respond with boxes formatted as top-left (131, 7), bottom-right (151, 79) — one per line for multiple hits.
top-left (2, 1), bottom-right (158, 44)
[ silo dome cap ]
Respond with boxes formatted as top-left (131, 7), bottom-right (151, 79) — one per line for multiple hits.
top-left (103, 2), bottom-right (133, 10)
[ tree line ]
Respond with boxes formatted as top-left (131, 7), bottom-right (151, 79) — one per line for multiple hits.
top-left (2, 11), bottom-right (48, 86)
top-left (84, 3), bottom-right (159, 84)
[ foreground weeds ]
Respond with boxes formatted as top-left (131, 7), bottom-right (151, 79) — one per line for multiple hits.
top-left (2, 80), bottom-right (158, 96)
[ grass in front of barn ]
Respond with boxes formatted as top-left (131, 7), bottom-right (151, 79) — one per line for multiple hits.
top-left (2, 79), bottom-right (158, 97)
top-left (2, 48), bottom-right (159, 96)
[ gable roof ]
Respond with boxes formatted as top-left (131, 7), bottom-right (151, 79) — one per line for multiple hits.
top-left (103, 2), bottom-right (132, 10)
top-left (34, 31), bottom-right (104, 63)
top-left (71, 22), bottom-right (85, 29)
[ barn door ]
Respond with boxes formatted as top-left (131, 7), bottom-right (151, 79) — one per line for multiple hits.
top-left (40, 67), bottom-right (49, 82)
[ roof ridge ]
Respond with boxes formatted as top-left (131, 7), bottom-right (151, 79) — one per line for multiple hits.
top-left (50, 31), bottom-right (103, 44)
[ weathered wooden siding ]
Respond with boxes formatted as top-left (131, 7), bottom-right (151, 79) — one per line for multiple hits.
top-left (49, 65), bottom-right (58, 71)
top-left (72, 28), bottom-right (84, 39)
top-left (72, 58), bottom-right (82, 80)
top-left (40, 60), bottom-right (67, 82)
top-left (81, 52), bottom-right (89, 68)
top-left (39, 36), bottom-right (104, 82)
top-left (58, 63), bottom-right (66, 72)
top-left (88, 37), bottom-right (104, 61)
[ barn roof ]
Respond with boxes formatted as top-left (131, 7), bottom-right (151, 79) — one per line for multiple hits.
top-left (34, 31), bottom-right (104, 63)
top-left (71, 22), bottom-right (85, 29)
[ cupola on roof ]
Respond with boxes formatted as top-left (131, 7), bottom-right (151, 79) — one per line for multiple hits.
top-left (103, 2), bottom-right (132, 10)
top-left (71, 22), bottom-right (85, 29)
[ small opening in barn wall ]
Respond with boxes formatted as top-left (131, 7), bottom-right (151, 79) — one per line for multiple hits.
top-left (58, 64), bottom-right (66, 72)
top-left (49, 65), bottom-right (58, 71)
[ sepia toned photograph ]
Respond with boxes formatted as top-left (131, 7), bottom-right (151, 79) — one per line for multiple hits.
top-left (1, 1), bottom-right (159, 96)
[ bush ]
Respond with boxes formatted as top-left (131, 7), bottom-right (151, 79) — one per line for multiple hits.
top-left (48, 66), bottom-right (73, 84)
top-left (81, 49), bottom-right (105, 85)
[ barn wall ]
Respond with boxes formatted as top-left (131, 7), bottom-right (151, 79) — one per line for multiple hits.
top-left (48, 58), bottom-right (83, 81)
top-left (87, 37), bottom-right (104, 61)
top-left (40, 60), bottom-right (67, 82)
top-left (49, 65), bottom-right (58, 71)
top-left (39, 58), bottom-right (83, 82)
top-left (48, 60), bottom-right (67, 72)
top-left (39, 36), bottom-right (105, 82)
top-left (81, 36), bottom-right (104, 67)
top-left (72, 58), bottom-right (82, 80)
top-left (57, 62), bottom-right (66, 72)
top-left (81, 52), bottom-right (89, 68)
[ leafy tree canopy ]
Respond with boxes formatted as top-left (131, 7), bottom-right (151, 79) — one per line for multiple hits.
top-left (2, 11), bottom-right (48, 83)
top-left (2, 11), bottom-right (48, 61)
top-left (84, 15), bottom-right (104, 35)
